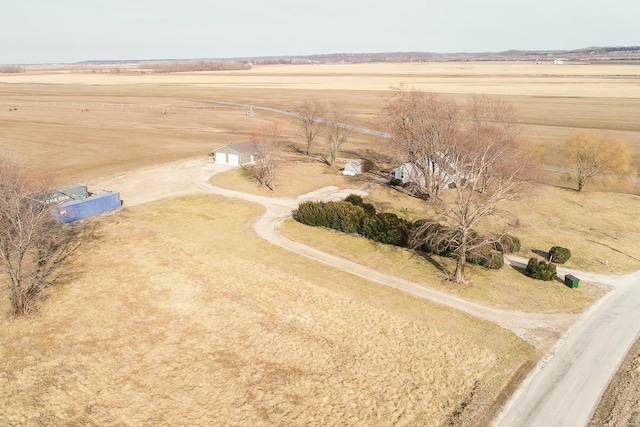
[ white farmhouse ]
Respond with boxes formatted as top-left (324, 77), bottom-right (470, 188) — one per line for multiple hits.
top-left (391, 152), bottom-right (461, 189)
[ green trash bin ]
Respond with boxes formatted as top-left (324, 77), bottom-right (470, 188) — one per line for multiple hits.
top-left (565, 274), bottom-right (580, 289)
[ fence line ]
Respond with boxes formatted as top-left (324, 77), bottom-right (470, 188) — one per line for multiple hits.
top-left (0, 101), bottom-right (240, 112)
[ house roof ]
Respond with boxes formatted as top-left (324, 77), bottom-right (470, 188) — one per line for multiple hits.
top-left (214, 141), bottom-right (258, 154)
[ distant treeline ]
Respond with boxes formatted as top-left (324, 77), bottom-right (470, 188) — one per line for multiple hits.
top-left (237, 46), bottom-right (640, 64)
top-left (144, 60), bottom-right (252, 73)
top-left (0, 65), bottom-right (24, 73)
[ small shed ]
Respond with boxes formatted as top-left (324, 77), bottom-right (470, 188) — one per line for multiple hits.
top-left (211, 142), bottom-right (258, 166)
top-left (342, 160), bottom-right (363, 176)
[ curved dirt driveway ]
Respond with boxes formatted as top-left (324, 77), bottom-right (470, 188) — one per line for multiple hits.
top-left (93, 157), bottom-right (640, 427)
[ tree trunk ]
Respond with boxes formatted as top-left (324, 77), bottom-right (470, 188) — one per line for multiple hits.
top-left (453, 232), bottom-right (467, 283)
top-left (453, 256), bottom-right (466, 284)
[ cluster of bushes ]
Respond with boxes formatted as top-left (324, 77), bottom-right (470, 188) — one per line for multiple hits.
top-left (295, 195), bottom-right (410, 247)
top-left (296, 194), bottom-right (576, 283)
top-left (467, 244), bottom-right (506, 270)
top-left (526, 258), bottom-right (557, 281)
top-left (415, 225), bottom-right (516, 270)
top-left (296, 194), bottom-right (523, 271)
top-left (494, 234), bottom-right (522, 254)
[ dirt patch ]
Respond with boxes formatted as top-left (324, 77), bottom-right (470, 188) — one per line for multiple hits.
top-left (588, 337), bottom-right (640, 426)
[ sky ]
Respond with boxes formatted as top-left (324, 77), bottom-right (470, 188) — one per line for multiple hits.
top-left (1, 0), bottom-right (639, 64)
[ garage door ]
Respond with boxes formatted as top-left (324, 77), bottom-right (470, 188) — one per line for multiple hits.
top-left (215, 152), bottom-right (227, 164)
top-left (227, 154), bottom-right (240, 166)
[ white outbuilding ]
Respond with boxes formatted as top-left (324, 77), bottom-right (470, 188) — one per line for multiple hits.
top-left (342, 159), bottom-right (363, 176)
top-left (211, 142), bottom-right (258, 166)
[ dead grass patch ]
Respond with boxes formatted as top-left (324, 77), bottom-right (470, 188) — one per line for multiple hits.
top-left (0, 196), bottom-right (534, 426)
top-left (209, 156), bottom-right (377, 197)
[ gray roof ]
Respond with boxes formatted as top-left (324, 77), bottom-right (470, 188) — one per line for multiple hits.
top-left (214, 141), bottom-right (258, 154)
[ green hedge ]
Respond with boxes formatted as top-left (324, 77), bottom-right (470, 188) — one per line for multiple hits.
top-left (296, 199), bottom-right (408, 246)
top-left (413, 221), bottom-right (508, 270)
top-left (526, 258), bottom-right (557, 281)
top-left (297, 197), bottom-right (515, 272)
top-left (296, 201), bottom-right (365, 233)
top-left (412, 221), bottom-right (451, 255)
top-left (344, 194), bottom-right (363, 206)
top-left (493, 234), bottom-right (521, 254)
top-left (549, 246), bottom-right (571, 264)
top-left (467, 244), bottom-right (505, 270)
top-left (361, 212), bottom-right (411, 247)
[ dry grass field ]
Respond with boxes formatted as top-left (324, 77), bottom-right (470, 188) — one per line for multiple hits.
top-left (1, 62), bottom-right (639, 425)
top-left (0, 196), bottom-right (533, 426)
top-left (3, 62), bottom-right (640, 174)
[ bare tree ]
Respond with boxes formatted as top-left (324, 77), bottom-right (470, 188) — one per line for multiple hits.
top-left (436, 126), bottom-right (535, 283)
top-left (0, 153), bottom-right (77, 316)
top-left (297, 101), bottom-right (325, 155)
top-left (565, 131), bottom-right (634, 191)
top-left (387, 90), bottom-right (535, 283)
top-left (249, 123), bottom-right (286, 191)
top-left (463, 94), bottom-right (522, 193)
top-left (323, 102), bottom-right (354, 166)
top-left (383, 88), bottom-right (460, 198)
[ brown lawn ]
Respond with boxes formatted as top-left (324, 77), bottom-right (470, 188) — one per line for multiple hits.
top-left (0, 196), bottom-right (533, 426)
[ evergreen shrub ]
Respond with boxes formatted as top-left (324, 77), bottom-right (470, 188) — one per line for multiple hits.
top-left (549, 246), bottom-right (571, 264)
top-left (527, 258), bottom-right (557, 281)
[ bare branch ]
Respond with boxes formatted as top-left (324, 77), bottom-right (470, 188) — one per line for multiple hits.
top-left (0, 152), bottom-right (77, 316)
top-left (323, 102), bottom-right (354, 166)
top-left (388, 90), bottom-right (534, 283)
top-left (249, 123), bottom-right (286, 191)
top-left (383, 88), bottom-right (460, 198)
top-left (297, 101), bottom-right (325, 156)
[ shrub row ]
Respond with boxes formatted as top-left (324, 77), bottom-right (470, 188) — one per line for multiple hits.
top-left (415, 224), bottom-right (516, 270)
top-left (296, 195), bottom-right (523, 272)
top-left (296, 200), bottom-right (365, 234)
top-left (295, 196), bottom-right (410, 247)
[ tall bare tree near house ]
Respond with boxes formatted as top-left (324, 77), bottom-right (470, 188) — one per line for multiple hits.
top-left (383, 88), bottom-right (461, 198)
top-left (0, 153), bottom-right (77, 316)
top-left (385, 89), bottom-right (535, 283)
top-left (249, 123), bottom-right (286, 191)
top-left (565, 131), bottom-right (634, 191)
top-left (464, 94), bottom-right (522, 193)
top-left (297, 100), bottom-right (325, 155)
top-left (434, 123), bottom-right (536, 283)
top-left (323, 102), bottom-right (354, 166)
